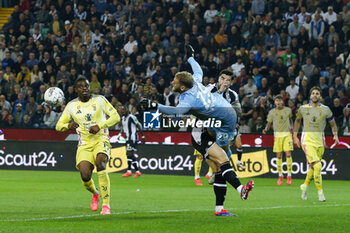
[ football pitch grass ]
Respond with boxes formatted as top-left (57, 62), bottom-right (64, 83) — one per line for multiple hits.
top-left (0, 170), bottom-right (349, 233)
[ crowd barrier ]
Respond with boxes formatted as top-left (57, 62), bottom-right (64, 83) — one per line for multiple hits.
top-left (0, 141), bottom-right (348, 180)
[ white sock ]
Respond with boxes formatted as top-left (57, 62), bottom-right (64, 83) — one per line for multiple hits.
top-left (215, 205), bottom-right (223, 212)
top-left (207, 172), bottom-right (212, 176)
top-left (287, 173), bottom-right (291, 176)
top-left (195, 175), bottom-right (200, 179)
top-left (279, 174), bottom-right (283, 177)
top-left (127, 170), bottom-right (132, 173)
top-left (236, 185), bottom-right (243, 194)
top-left (318, 190), bottom-right (324, 195)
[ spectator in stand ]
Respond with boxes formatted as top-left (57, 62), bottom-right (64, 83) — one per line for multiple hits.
top-left (286, 78), bottom-right (299, 100)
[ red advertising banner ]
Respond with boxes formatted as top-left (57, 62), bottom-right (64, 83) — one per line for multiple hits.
top-left (1, 129), bottom-right (350, 149)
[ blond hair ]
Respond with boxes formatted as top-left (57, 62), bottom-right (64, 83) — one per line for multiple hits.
top-left (175, 71), bottom-right (194, 89)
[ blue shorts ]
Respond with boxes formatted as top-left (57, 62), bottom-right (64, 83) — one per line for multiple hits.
top-left (208, 127), bottom-right (235, 147)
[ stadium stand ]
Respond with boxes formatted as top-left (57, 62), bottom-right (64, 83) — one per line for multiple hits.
top-left (0, 0), bottom-right (349, 135)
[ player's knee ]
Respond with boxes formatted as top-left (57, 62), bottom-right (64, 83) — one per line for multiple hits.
top-left (81, 172), bottom-right (92, 182)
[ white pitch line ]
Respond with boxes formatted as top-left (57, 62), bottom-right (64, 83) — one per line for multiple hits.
top-left (0, 204), bottom-right (349, 222)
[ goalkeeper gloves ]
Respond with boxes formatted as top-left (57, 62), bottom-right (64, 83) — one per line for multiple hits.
top-left (140, 98), bottom-right (158, 110)
top-left (185, 44), bottom-right (194, 60)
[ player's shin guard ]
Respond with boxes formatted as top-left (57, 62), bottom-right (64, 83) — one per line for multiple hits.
top-left (194, 157), bottom-right (202, 179)
top-left (286, 156), bottom-right (293, 175)
top-left (277, 157), bottom-right (282, 176)
top-left (313, 162), bottom-right (322, 191)
top-left (97, 170), bottom-right (110, 206)
top-left (304, 167), bottom-right (314, 186)
top-left (220, 161), bottom-right (241, 189)
top-left (82, 179), bottom-right (98, 195)
top-left (237, 148), bottom-right (243, 161)
top-left (214, 172), bottom-right (227, 212)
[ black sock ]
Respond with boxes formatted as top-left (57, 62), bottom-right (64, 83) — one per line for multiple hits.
top-left (127, 155), bottom-right (132, 171)
top-left (220, 161), bottom-right (241, 189)
top-left (132, 154), bottom-right (139, 171)
top-left (237, 148), bottom-right (243, 161)
top-left (214, 172), bottom-right (227, 207)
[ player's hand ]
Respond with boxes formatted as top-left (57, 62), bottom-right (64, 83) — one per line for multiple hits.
top-left (293, 135), bottom-right (300, 148)
top-left (185, 44), bottom-right (194, 60)
top-left (262, 129), bottom-right (267, 134)
top-left (89, 125), bottom-right (100, 134)
top-left (141, 135), bottom-right (146, 143)
top-left (334, 135), bottom-right (339, 145)
top-left (140, 98), bottom-right (158, 110)
top-left (68, 121), bottom-right (79, 130)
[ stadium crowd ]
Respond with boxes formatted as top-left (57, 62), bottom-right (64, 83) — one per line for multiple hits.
top-left (0, 0), bottom-right (350, 135)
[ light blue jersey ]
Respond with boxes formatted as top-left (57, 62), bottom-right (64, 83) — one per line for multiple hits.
top-left (158, 57), bottom-right (237, 146)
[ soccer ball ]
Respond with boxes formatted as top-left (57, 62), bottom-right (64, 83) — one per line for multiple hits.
top-left (44, 87), bottom-right (65, 107)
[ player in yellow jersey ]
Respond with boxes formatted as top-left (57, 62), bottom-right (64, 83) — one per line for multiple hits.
top-left (193, 149), bottom-right (213, 186)
top-left (263, 95), bottom-right (294, 185)
top-left (293, 86), bottom-right (339, 202)
top-left (56, 77), bottom-right (120, 214)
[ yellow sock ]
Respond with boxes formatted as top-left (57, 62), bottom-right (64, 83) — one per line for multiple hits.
top-left (208, 167), bottom-right (213, 176)
top-left (277, 157), bottom-right (282, 176)
top-left (97, 170), bottom-right (110, 206)
top-left (304, 167), bottom-right (314, 186)
top-left (286, 156), bottom-right (293, 176)
top-left (313, 162), bottom-right (322, 191)
top-left (82, 179), bottom-right (98, 195)
top-left (194, 157), bottom-right (202, 179)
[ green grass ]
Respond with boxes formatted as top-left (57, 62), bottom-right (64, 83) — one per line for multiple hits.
top-left (0, 170), bottom-right (349, 233)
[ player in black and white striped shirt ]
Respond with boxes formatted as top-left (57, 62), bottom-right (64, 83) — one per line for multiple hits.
top-left (117, 106), bottom-right (146, 178)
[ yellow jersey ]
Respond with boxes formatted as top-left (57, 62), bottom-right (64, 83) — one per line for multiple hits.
top-left (267, 107), bottom-right (292, 138)
top-left (56, 95), bottom-right (120, 146)
top-left (296, 104), bottom-right (333, 147)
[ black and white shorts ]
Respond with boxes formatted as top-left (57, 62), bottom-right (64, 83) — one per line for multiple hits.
top-left (126, 140), bottom-right (138, 152)
top-left (191, 127), bottom-right (217, 159)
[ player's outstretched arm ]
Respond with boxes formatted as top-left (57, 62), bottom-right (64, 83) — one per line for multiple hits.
top-left (186, 45), bottom-right (203, 83)
top-left (56, 105), bottom-right (72, 132)
top-left (140, 98), bottom-right (192, 115)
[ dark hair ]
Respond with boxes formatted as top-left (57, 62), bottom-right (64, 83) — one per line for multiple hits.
top-left (219, 69), bottom-right (234, 78)
top-left (309, 86), bottom-right (322, 95)
top-left (74, 76), bottom-right (89, 87)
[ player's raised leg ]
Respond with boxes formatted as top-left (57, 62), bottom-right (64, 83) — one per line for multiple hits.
top-left (96, 153), bottom-right (111, 215)
top-left (78, 161), bottom-right (100, 211)
top-left (207, 143), bottom-right (254, 200)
